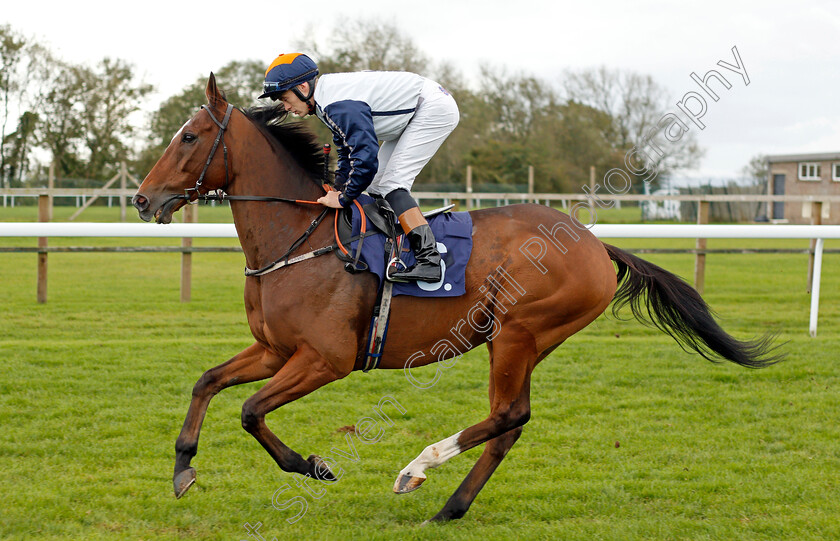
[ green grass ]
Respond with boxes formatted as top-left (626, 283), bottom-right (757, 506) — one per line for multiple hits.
top-left (1, 206), bottom-right (840, 540)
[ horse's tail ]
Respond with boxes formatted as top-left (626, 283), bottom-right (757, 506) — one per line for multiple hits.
top-left (603, 243), bottom-right (783, 368)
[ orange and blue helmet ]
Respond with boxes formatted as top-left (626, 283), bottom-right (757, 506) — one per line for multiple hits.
top-left (258, 53), bottom-right (319, 100)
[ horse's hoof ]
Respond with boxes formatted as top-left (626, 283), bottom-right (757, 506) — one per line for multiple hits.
top-left (307, 454), bottom-right (336, 481)
top-left (393, 472), bottom-right (425, 494)
top-left (174, 468), bottom-right (196, 498)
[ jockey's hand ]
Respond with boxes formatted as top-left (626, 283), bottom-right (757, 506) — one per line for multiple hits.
top-left (318, 190), bottom-right (341, 209)
top-left (317, 190), bottom-right (344, 208)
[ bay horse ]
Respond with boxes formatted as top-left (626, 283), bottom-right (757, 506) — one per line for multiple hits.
top-left (133, 75), bottom-right (779, 523)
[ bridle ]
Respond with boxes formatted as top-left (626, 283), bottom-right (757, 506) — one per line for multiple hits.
top-left (155, 102), bottom-right (373, 277)
top-left (190, 103), bottom-right (234, 197)
top-left (166, 103), bottom-right (325, 205)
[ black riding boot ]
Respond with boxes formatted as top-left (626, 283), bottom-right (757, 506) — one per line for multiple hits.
top-left (389, 208), bottom-right (442, 283)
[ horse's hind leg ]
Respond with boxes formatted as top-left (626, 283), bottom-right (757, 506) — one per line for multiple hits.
top-left (429, 426), bottom-right (523, 522)
top-left (427, 357), bottom-right (525, 522)
top-left (394, 327), bottom-right (535, 511)
top-left (174, 342), bottom-right (281, 497)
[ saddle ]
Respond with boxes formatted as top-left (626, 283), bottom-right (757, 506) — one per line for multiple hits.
top-left (333, 197), bottom-right (458, 372)
top-left (334, 198), bottom-right (454, 275)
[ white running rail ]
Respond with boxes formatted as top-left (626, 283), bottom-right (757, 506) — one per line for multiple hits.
top-left (2, 222), bottom-right (838, 337)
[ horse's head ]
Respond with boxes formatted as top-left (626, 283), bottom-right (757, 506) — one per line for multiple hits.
top-left (133, 73), bottom-right (236, 223)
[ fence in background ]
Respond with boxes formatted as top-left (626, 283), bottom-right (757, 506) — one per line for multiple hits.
top-left (4, 188), bottom-right (840, 233)
top-left (2, 206), bottom-right (838, 337)
top-left (3, 162), bottom-right (838, 225)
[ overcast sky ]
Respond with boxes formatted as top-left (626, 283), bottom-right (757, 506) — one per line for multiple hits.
top-left (5, 0), bottom-right (839, 180)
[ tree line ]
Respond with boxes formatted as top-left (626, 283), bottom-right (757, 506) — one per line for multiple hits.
top-left (2, 20), bottom-right (705, 193)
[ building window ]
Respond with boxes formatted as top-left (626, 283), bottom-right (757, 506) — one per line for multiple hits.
top-left (799, 162), bottom-right (822, 181)
top-left (833, 163), bottom-right (840, 181)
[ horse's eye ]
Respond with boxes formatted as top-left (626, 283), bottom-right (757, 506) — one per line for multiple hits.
top-left (182, 132), bottom-right (197, 144)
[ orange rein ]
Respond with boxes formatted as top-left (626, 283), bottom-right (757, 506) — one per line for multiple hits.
top-left (279, 184), bottom-right (366, 257)
top-left (334, 200), bottom-right (367, 256)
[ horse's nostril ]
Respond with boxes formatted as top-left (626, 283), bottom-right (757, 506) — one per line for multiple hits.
top-left (132, 194), bottom-right (149, 211)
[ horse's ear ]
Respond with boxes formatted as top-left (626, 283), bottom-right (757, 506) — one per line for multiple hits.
top-left (205, 72), bottom-right (226, 106)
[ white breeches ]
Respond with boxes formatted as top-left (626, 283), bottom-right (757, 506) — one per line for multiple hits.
top-left (366, 79), bottom-right (460, 197)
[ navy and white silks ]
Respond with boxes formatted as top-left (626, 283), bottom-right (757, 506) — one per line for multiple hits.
top-left (313, 71), bottom-right (459, 207)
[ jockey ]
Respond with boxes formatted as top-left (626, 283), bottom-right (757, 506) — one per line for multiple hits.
top-left (258, 53), bottom-right (460, 283)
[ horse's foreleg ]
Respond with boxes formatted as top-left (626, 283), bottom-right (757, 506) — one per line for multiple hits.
top-left (174, 342), bottom-right (281, 497)
top-left (240, 344), bottom-right (346, 480)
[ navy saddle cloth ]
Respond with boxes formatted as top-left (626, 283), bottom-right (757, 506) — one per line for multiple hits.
top-left (346, 194), bottom-right (473, 297)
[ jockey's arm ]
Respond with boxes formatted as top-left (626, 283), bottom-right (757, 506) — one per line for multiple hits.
top-left (319, 100), bottom-right (379, 208)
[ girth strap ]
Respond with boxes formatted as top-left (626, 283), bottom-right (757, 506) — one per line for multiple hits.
top-left (362, 234), bottom-right (399, 372)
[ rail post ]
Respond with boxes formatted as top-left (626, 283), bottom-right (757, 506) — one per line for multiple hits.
top-left (119, 162), bottom-right (128, 222)
top-left (694, 200), bottom-right (710, 294)
top-left (37, 194), bottom-right (50, 303)
top-left (528, 165), bottom-right (535, 203)
top-left (48, 162), bottom-right (55, 221)
top-left (807, 201), bottom-right (823, 293)
top-left (809, 238), bottom-right (825, 337)
top-left (181, 204), bottom-right (197, 302)
top-left (466, 165), bottom-right (473, 211)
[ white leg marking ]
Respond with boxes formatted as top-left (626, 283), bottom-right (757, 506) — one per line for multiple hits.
top-left (398, 430), bottom-right (463, 481)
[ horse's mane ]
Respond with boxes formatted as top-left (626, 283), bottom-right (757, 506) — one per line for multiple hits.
top-left (242, 104), bottom-right (325, 182)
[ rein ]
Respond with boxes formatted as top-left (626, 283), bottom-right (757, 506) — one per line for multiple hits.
top-left (243, 200), bottom-right (372, 277)
top-left (167, 103), bottom-right (369, 277)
